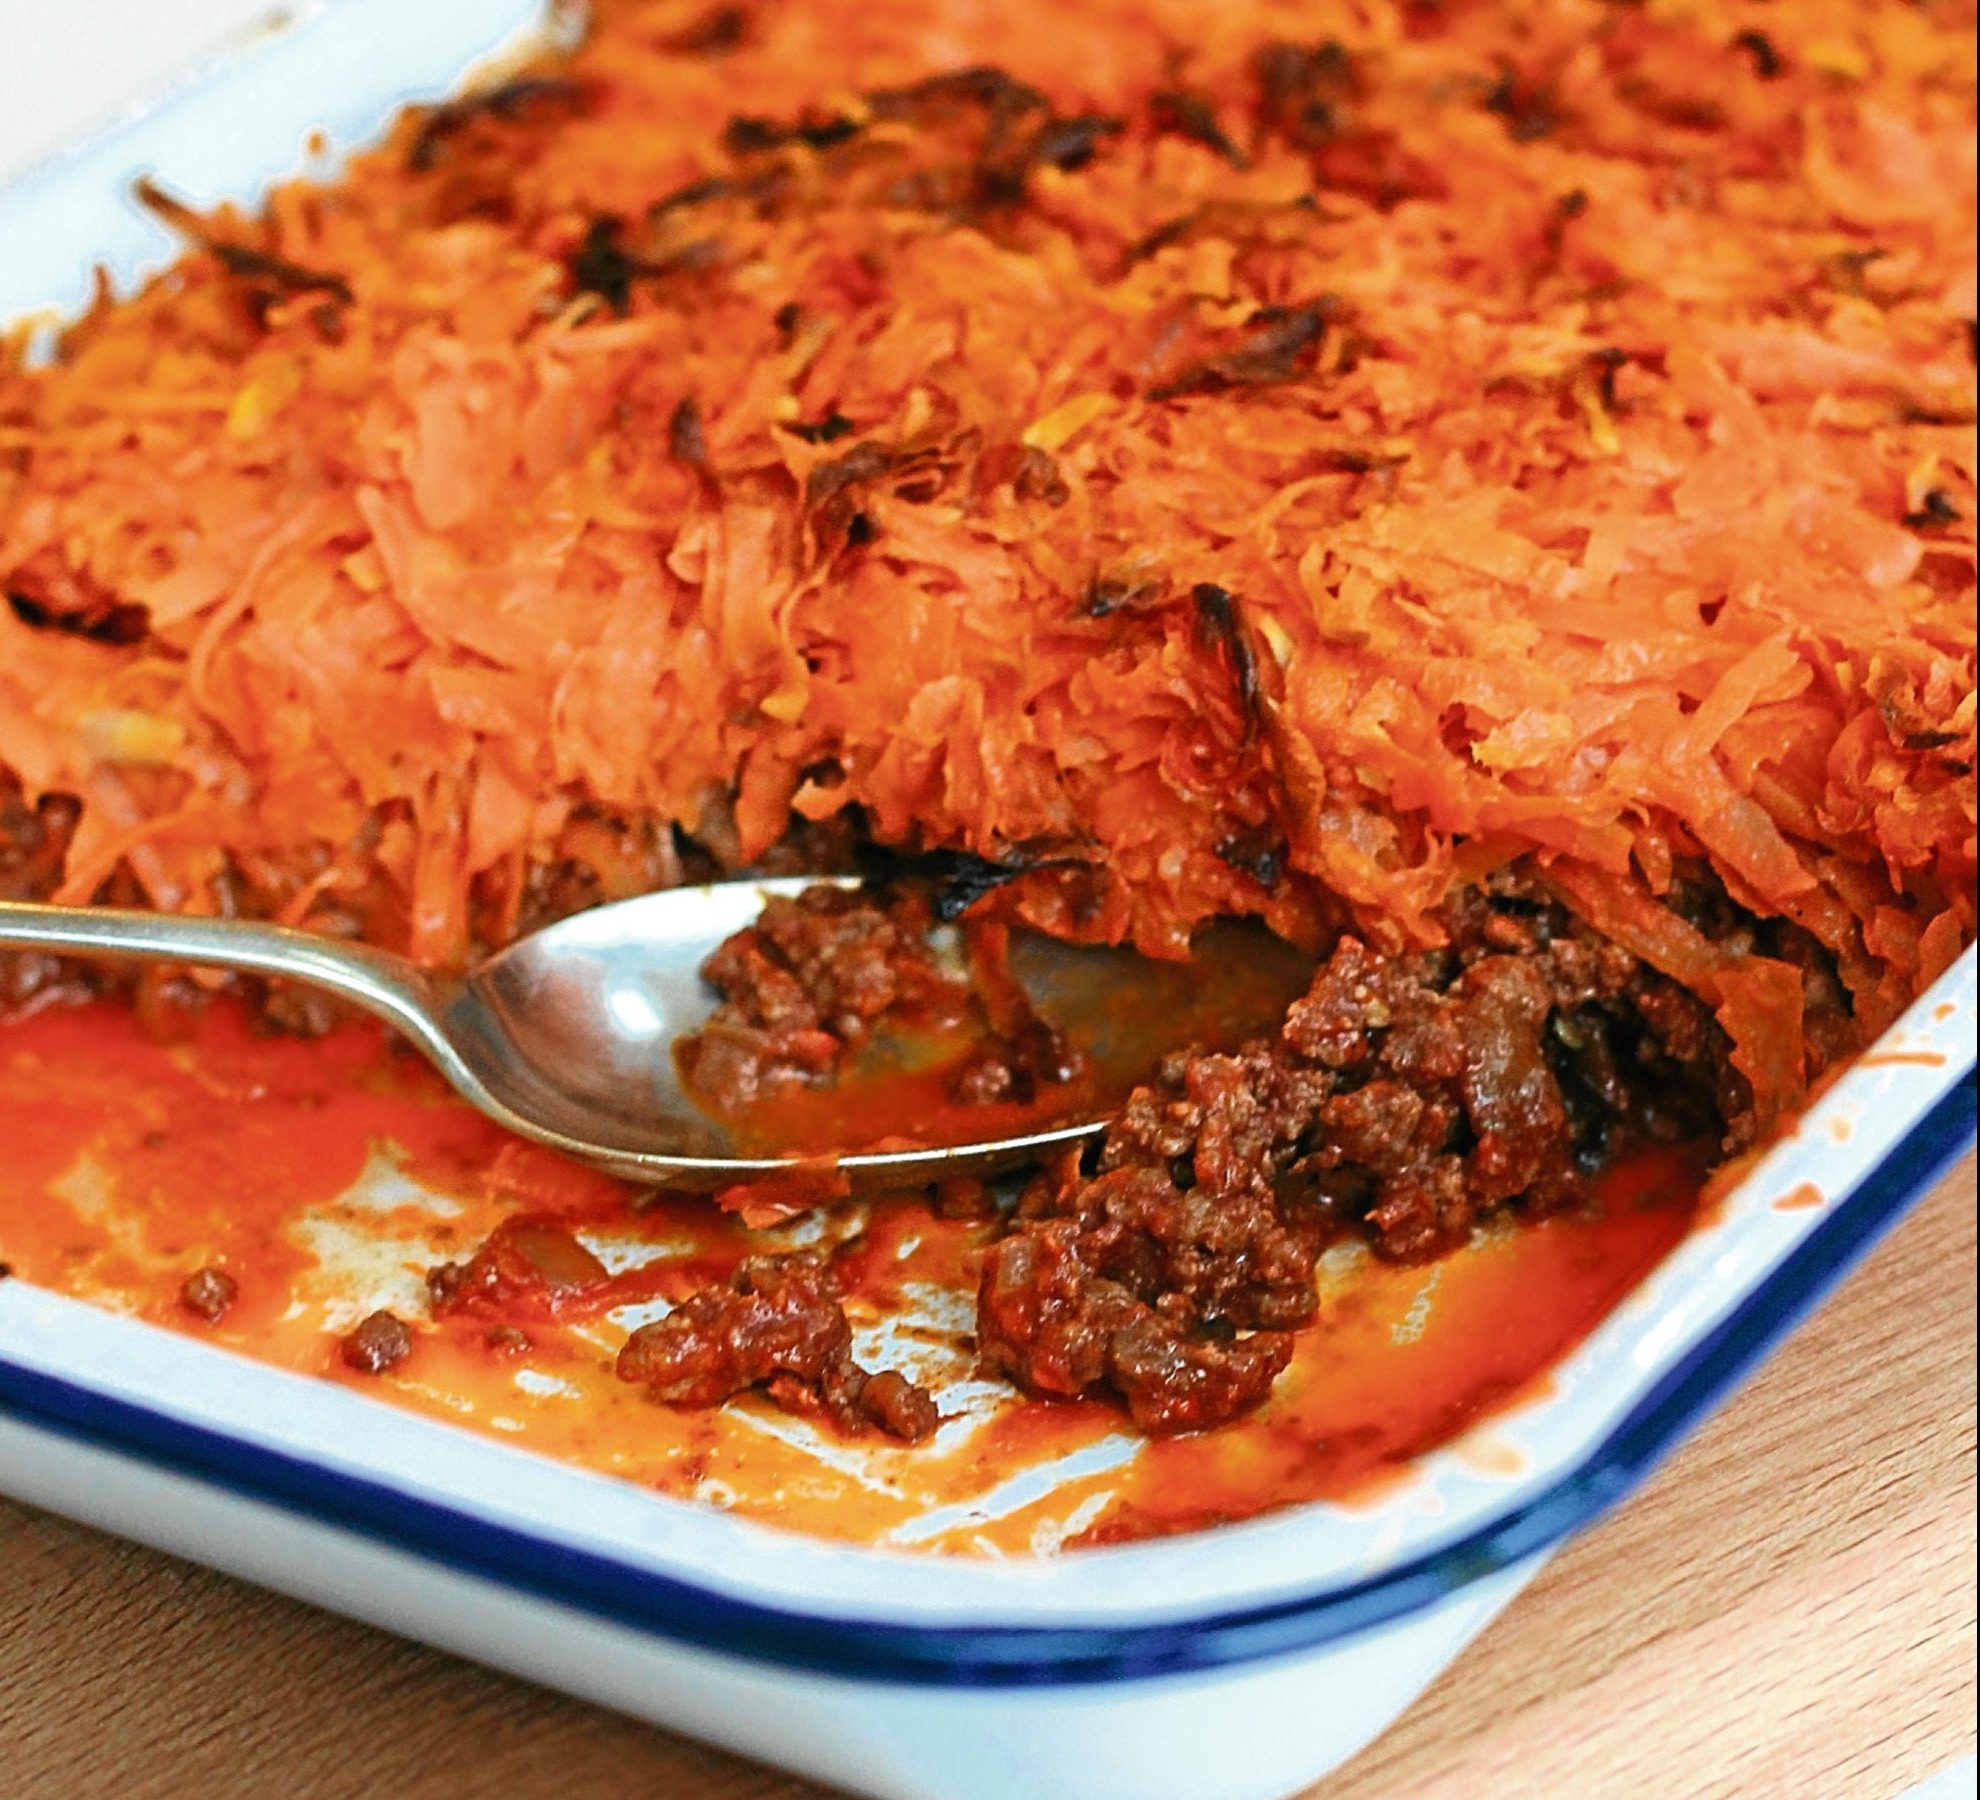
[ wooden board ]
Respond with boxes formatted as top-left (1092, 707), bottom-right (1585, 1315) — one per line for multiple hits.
top-left (0, 1155), bottom-right (1972, 1800)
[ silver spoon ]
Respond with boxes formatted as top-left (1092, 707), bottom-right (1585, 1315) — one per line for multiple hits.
top-left (0, 879), bottom-right (1312, 1192)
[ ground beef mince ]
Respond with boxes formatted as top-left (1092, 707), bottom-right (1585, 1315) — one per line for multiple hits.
top-left (340, 1308), bottom-right (414, 1374)
top-left (0, 776), bottom-right (78, 902)
top-left (178, 1265), bottom-right (238, 1324)
top-left (677, 880), bottom-right (1081, 1114)
top-left (977, 882), bottom-right (1747, 1433)
top-left (616, 1251), bottom-right (939, 1441)
top-left (678, 884), bottom-right (969, 1108)
top-left (0, 775), bottom-right (94, 1013)
top-left (977, 1212), bottom-right (1297, 1435)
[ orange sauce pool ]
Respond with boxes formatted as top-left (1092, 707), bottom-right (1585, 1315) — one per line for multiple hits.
top-left (0, 1000), bottom-right (1703, 1553)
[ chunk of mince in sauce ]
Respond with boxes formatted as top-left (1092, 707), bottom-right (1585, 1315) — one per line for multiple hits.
top-left (974, 877), bottom-right (1754, 1435)
top-left (179, 1265), bottom-right (238, 1324)
top-left (340, 1309), bottom-right (413, 1375)
top-left (672, 881), bottom-right (1084, 1146)
top-left (616, 1251), bottom-right (939, 1442)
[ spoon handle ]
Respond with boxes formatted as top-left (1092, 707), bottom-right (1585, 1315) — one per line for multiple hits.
top-left (0, 899), bottom-right (441, 1047)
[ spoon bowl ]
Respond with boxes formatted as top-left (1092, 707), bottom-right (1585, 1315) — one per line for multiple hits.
top-left (0, 879), bottom-right (1313, 1191)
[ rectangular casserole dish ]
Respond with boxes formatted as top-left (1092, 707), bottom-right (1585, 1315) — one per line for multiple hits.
top-left (0, 6), bottom-right (1974, 1797)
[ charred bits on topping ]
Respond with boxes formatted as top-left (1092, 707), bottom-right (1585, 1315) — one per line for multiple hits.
top-left (649, 173), bottom-right (741, 220)
top-left (866, 64), bottom-right (1047, 122)
top-left (1148, 302), bottom-right (1333, 401)
top-left (717, 64), bottom-right (1115, 216)
top-left (1903, 489), bottom-right (1962, 530)
top-left (206, 242), bottom-right (354, 307)
top-left (569, 218), bottom-right (719, 315)
top-left (669, 396), bottom-right (710, 469)
top-left (806, 441), bottom-right (896, 505)
top-left (805, 440), bottom-right (909, 548)
top-left (7, 591), bottom-right (151, 646)
top-left (1731, 29), bottom-right (1784, 79)
top-left (1013, 447), bottom-right (1070, 506)
top-left (340, 1308), bottom-right (413, 1374)
top-left (865, 844), bottom-right (1087, 922)
top-left (978, 110), bottom-right (1125, 208)
top-left (782, 409), bottom-right (857, 444)
top-left (569, 215), bottom-right (639, 313)
top-left (179, 1265), bottom-right (238, 1324)
top-left (132, 178), bottom-right (353, 316)
top-left (1029, 113), bottom-right (1126, 172)
top-left (723, 110), bottom-right (861, 155)
top-left (1151, 87), bottom-right (1249, 167)
top-left (927, 851), bottom-right (1031, 921)
top-left (656, 4), bottom-right (751, 56)
top-left (406, 75), bottom-right (588, 171)
top-left (1590, 346), bottom-right (1629, 409)
top-left (1082, 571), bottom-right (1162, 618)
top-left (1192, 582), bottom-right (1262, 733)
top-left (1484, 64), bottom-right (1560, 144)
top-left (1251, 39), bottom-right (1360, 149)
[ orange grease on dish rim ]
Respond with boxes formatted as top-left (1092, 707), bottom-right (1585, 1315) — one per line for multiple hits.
top-left (1772, 1181), bottom-right (1827, 1213)
top-left (0, 1001), bottom-right (1700, 1552)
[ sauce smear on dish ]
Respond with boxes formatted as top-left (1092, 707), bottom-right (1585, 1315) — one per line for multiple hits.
top-left (0, 999), bottom-right (1699, 1552)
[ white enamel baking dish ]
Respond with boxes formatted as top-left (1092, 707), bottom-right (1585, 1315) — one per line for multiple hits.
top-left (0, 7), bottom-right (1974, 1796)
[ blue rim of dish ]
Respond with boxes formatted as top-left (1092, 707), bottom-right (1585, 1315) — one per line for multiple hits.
top-left (0, 1071), bottom-right (1971, 1688)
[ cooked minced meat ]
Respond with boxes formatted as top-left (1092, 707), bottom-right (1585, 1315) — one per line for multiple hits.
top-left (678, 884), bottom-right (964, 1107)
top-left (616, 1251), bottom-right (940, 1441)
top-left (975, 878), bottom-right (1770, 1434)
top-left (677, 880), bottom-right (1078, 1112)
top-left (340, 1309), bottom-right (414, 1375)
top-left (0, 775), bottom-right (92, 1013)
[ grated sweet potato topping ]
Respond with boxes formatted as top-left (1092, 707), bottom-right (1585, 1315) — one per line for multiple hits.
top-left (1, 0), bottom-right (1973, 1132)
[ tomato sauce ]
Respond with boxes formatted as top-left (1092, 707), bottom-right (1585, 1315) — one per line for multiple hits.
top-left (0, 999), bottom-right (1700, 1553)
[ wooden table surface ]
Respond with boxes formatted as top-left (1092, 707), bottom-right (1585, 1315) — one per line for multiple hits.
top-left (2, 1154), bottom-right (1972, 1800)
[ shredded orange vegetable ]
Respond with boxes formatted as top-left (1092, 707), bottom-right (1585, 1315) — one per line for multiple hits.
top-left (1, 0), bottom-right (1973, 1125)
